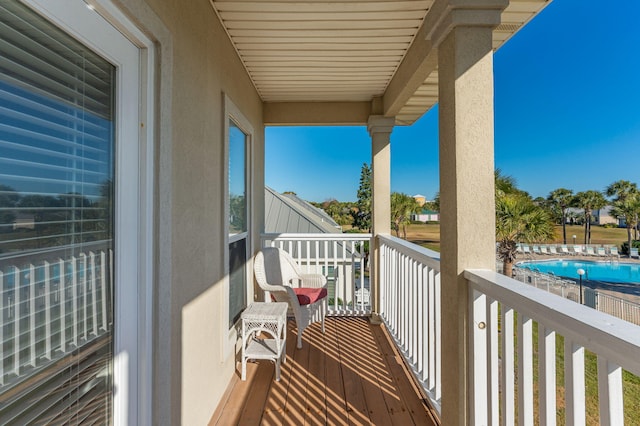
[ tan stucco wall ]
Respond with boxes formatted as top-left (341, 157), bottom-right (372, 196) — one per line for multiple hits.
top-left (117, 0), bottom-right (264, 424)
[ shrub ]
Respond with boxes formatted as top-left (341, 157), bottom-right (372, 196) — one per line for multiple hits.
top-left (603, 223), bottom-right (619, 229)
top-left (620, 240), bottom-right (640, 255)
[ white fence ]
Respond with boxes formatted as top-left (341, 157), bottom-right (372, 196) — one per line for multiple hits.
top-left (261, 233), bottom-right (371, 315)
top-left (514, 267), bottom-right (640, 326)
top-left (466, 270), bottom-right (640, 426)
top-left (0, 249), bottom-right (112, 389)
top-left (378, 235), bottom-right (442, 415)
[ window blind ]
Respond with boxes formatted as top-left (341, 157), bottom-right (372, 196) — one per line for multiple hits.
top-left (0, 1), bottom-right (115, 423)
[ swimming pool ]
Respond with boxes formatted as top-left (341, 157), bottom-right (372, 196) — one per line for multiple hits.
top-left (518, 260), bottom-right (640, 284)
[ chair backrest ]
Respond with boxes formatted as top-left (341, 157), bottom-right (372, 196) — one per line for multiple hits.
top-left (254, 247), bottom-right (302, 293)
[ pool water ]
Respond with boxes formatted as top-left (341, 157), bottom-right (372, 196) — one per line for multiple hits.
top-left (518, 260), bottom-right (640, 284)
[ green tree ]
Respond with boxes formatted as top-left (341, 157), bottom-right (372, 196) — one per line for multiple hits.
top-left (353, 163), bottom-right (371, 232)
top-left (606, 180), bottom-right (640, 249)
top-left (390, 192), bottom-right (420, 239)
top-left (573, 190), bottom-right (607, 244)
top-left (547, 188), bottom-right (574, 244)
top-left (496, 193), bottom-right (554, 277)
top-left (319, 199), bottom-right (354, 227)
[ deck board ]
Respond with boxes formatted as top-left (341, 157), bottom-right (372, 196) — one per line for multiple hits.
top-left (211, 317), bottom-right (439, 426)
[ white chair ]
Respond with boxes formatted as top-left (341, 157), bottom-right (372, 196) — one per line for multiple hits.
top-left (610, 246), bottom-right (620, 259)
top-left (355, 286), bottom-right (370, 308)
top-left (631, 247), bottom-right (639, 259)
top-left (254, 247), bottom-right (327, 349)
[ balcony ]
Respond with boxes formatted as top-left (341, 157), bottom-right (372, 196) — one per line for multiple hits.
top-left (214, 233), bottom-right (640, 425)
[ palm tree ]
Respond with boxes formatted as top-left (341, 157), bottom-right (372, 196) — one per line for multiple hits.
top-left (547, 188), bottom-right (574, 244)
top-left (390, 192), bottom-right (420, 239)
top-left (606, 180), bottom-right (640, 248)
top-left (610, 192), bottom-right (640, 254)
top-left (573, 190), bottom-right (607, 244)
top-left (496, 193), bottom-right (554, 277)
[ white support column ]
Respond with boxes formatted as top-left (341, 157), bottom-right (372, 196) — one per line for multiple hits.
top-left (368, 115), bottom-right (394, 319)
top-left (433, 1), bottom-right (505, 424)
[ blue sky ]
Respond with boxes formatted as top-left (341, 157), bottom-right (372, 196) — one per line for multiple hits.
top-left (266, 0), bottom-right (640, 203)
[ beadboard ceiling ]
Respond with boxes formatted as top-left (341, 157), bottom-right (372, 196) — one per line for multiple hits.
top-left (211, 0), bottom-right (550, 125)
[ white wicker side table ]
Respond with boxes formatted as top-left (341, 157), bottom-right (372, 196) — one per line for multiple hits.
top-left (241, 302), bottom-right (288, 381)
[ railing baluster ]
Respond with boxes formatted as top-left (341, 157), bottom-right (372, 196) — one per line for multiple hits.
top-left (101, 250), bottom-right (108, 331)
top-left (90, 252), bottom-right (98, 337)
top-left (28, 264), bottom-right (36, 367)
top-left (564, 339), bottom-right (585, 425)
top-left (597, 357), bottom-right (623, 426)
top-left (12, 266), bottom-right (21, 376)
top-left (487, 297), bottom-right (499, 426)
top-left (427, 267), bottom-right (435, 387)
top-left (413, 265), bottom-right (422, 372)
top-left (471, 289), bottom-right (488, 425)
top-left (80, 253), bottom-right (88, 342)
top-left (43, 261), bottom-right (52, 360)
top-left (71, 256), bottom-right (78, 348)
top-left (59, 259), bottom-right (67, 352)
top-left (538, 324), bottom-right (557, 426)
top-left (518, 314), bottom-right (533, 426)
top-left (501, 306), bottom-right (515, 426)
top-left (434, 269), bottom-right (441, 402)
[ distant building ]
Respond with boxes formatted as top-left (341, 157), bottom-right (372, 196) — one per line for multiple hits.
top-left (413, 194), bottom-right (426, 207)
top-left (567, 205), bottom-right (620, 226)
top-left (13, 214), bottom-right (35, 230)
top-left (412, 207), bottom-right (439, 223)
top-left (592, 205), bottom-right (618, 226)
top-left (265, 187), bottom-right (342, 234)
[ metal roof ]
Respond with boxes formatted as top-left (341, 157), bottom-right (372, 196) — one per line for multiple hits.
top-left (265, 187), bottom-right (342, 234)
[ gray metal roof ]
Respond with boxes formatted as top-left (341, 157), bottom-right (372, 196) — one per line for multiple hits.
top-left (265, 187), bottom-right (342, 234)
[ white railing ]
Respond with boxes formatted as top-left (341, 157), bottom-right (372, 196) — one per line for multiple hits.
top-left (0, 249), bottom-right (112, 389)
top-left (466, 269), bottom-right (640, 425)
top-left (378, 235), bottom-right (442, 415)
top-left (261, 233), bottom-right (372, 315)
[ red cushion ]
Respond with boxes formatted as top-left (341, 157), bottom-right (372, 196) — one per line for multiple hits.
top-left (292, 287), bottom-right (327, 306)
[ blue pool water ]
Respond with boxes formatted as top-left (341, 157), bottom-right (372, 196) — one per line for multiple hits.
top-left (518, 260), bottom-right (640, 284)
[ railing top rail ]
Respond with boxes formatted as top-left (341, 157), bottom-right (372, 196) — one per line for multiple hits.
top-left (378, 234), bottom-right (440, 269)
top-left (261, 233), bottom-right (372, 241)
top-left (465, 269), bottom-right (640, 376)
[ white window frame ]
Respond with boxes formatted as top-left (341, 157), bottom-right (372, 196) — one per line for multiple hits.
top-left (21, 1), bottom-right (156, 424)
top-left (223, 93), bottom-right (254, 358)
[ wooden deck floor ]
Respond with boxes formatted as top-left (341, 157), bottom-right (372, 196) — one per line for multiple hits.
top-left (210, 317), bottom-right (440, 425)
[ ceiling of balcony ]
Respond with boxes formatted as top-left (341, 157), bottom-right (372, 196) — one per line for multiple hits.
top-left (210, 0), bottom-right (549, 125)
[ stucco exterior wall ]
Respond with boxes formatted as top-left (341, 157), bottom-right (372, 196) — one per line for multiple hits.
top-left (116, 0), bottom-right (264, 424)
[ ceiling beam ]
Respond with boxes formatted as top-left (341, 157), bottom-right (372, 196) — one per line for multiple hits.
top-left (382, 0), bottom-right (449, 118)
top-left (264, 101), bottom-right (372, 126)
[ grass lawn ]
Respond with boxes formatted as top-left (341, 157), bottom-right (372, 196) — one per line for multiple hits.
top-left (402, 223), bottom-right (633, 253)
top-left (528, 321), bottom-right (640, 425)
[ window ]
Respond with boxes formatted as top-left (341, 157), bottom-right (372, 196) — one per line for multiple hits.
top-left (224, 96), bottom-right (253, 330)
top-left (0, 1), bottom-right (152, 423)
top-left (228, 120), bottom-right (248, 326)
